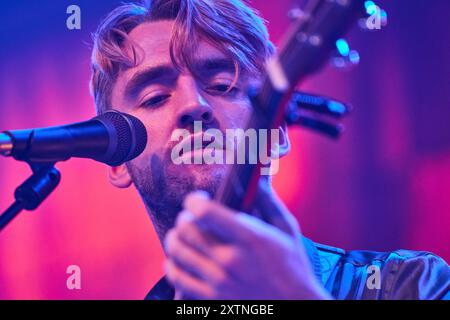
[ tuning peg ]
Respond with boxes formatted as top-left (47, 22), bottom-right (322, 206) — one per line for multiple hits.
top-left (330, 38), bottom-right (360, 70)
top-left (359, 1), bottom-right (388, 31)
top-left (285, 91), bottom-right (350, 139)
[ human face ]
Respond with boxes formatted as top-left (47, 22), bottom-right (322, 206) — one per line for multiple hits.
top-left (109, 20), bottom-right (255, 236)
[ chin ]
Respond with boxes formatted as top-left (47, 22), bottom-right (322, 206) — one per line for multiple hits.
top-left (180, 163), bottom-right (226, 194)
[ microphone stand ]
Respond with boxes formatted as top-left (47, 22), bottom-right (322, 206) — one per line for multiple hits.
top-left (0, 161), bottom-right (61, 232)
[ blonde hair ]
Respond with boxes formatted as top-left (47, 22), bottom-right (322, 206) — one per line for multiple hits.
top-left (90, 0), bottom-right (274, 114)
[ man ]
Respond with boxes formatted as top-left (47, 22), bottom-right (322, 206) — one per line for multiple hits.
top-left (90, 0), bottom-right (450, 299)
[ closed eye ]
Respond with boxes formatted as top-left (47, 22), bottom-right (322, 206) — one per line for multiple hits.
top-left (140, 94), bottom-right (171, 108)
top-left (206, 84), bottom-right (239, 96)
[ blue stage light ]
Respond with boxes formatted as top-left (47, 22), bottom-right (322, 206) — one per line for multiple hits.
top-left (336, 38), bottom-right (350, 57)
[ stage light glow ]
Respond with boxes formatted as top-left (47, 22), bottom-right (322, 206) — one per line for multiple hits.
top-left (365, 1), bottom-right (377, 15)
top-left (336, 38), bottom-right (350, 57)
top-left (349, 50), bottom-right (360, 64)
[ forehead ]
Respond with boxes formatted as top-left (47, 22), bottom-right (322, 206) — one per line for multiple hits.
top-left (129, 20), bottom-right (228, 71)
top-left (111, 20), bottom-right (233, 102)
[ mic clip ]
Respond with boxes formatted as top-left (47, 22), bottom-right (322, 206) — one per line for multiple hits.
top-left (0, 160), bottom-right (61, 232)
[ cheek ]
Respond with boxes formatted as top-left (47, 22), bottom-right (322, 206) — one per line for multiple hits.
top-left (140, 130), bottom-right (168, 162)
top-left (127, 143), bottom-right (164, 177)
top-left (218, 99), bottom-right (252, 129)
top-left (132, 108), bottom-right (174, 150)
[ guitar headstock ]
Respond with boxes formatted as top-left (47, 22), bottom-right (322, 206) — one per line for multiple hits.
top-left (276, 0), bottom-right (386, 137)
top-left (280, 0), bottom-right (363, 80)
top-left (258, 0), bottom-right (368, 121)
top-left (216, 0), bottom-right (379, 211)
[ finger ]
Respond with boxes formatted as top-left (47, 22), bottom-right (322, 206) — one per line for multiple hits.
top-left (175, 210), bottom-right (220, 259)
top-left (183, 191), bottom-right (259, 244)
top-left (252, 179), bottom-right (301, 238)
top-left (164, 228), bottom-right (227, 285)
top-left (175, 211), bottom-right (245, 279)
top-left (165, 259), bottom-right (215, 300)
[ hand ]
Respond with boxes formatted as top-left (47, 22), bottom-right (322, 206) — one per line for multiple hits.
top-left (164, 181), bottom-right (331, 300)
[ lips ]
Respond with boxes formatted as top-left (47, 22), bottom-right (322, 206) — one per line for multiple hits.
top-left (175, 131), bottom-right (225, 160)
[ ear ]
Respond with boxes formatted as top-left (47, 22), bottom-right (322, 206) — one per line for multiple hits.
top-left (277, 122), bottom-right (291, 158)
top-left (108, 164), bottom-right (132, 188)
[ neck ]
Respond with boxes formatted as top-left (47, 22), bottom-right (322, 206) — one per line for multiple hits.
top-left (144, 202), bottom-right (180, 244)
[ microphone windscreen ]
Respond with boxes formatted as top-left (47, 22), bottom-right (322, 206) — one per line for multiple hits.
top-left (94, 111), bottom-right (147, 166)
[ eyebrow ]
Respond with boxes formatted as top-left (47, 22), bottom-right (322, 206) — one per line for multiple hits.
top-left (124, 58), bottom-right (237, 100)
top-left (125, 65), bottom-right (178, 100)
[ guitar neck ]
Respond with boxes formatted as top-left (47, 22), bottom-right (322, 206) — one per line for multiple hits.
top-left (214, 0), bottom-right (363, 212)
top-left (214, 109), bottom-right (270, 212)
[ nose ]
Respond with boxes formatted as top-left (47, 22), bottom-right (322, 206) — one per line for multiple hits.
top-left (176, 77), bottom-right (215, 129)
top-left (178, 106), bottom-right (214, 128)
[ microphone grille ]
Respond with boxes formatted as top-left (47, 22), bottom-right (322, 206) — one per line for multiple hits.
top-left (98, 111), bottom-right (147, 166)
top-left (124, 113), bottom-right (147, 162)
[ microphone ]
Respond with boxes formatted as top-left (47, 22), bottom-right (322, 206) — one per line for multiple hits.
top-left (0, 110), bottom-right (147, 166)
